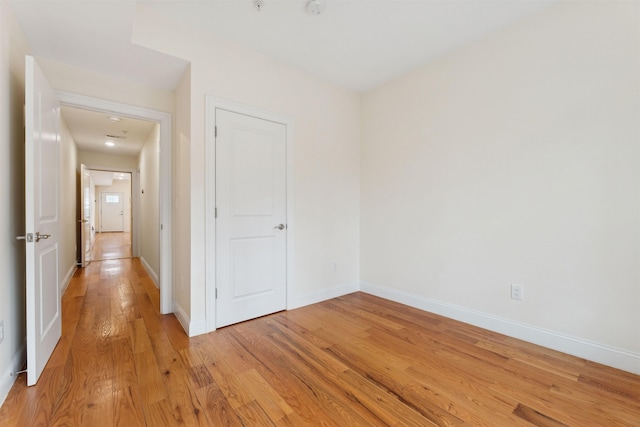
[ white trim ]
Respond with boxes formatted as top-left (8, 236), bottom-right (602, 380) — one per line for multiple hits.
top-left (173, 302), bottom-right (189, 333)
top-left (140, 256), bottom-right (159, 288)
top-left (174, 302), bottom-right (207, 337)
top-left (204, 95), bottom-right (295, 333)
top-left (0, 340), bottom-right (26, 408)
top-left (288, 283), bottom-right (360, 310)
top-left (189, 320), bottom-right (207, 337)
top-left (56, 91), bottom-right (173, 314)
top-left (360, 282), bottom-right (640, 375)
top-left (60, 264), bottom-right (77, 295)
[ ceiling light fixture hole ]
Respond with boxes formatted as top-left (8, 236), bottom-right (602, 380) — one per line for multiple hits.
top-left (307, 0), bottom-right (324, 15)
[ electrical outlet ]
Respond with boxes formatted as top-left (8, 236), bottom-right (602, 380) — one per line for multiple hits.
top-left (332, 262), bottom-right (337, 272)
top-left (0, 320), bottom-right (4, 343)
top-left (511, 284), bottom-right (524, 301)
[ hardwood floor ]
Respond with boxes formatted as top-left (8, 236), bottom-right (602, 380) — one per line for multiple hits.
top-left (1, 259), bottom-right (639, 426)
top-left (91, 232), bottom-right (132, 261)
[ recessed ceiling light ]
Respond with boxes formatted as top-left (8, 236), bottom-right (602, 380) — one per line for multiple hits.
top-left (105, 141), bottom-right (115, 147)
top-left (108, 116), bottom-right (121, 123)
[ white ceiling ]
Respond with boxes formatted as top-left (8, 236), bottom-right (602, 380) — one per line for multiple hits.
top-left (10, 0), bottom-right (554, 93)
top-left (12, 0), bottom-right (553, 155)
top-left (61, 106), bottom-right (156, 157)
top-left (90, 170), bottom-right (131, 187)
top-left (10, 0), bottom-right (189, 91)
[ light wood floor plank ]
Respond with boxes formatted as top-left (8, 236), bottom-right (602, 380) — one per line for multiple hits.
top-left (1, 257), bottom-right (639, 426)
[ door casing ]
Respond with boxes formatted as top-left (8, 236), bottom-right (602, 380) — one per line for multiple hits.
top-left (58, 91), bottom-right (173, 315)
top-left (205, 96), bottom-right (295, 333)
top-left (79, 164), bottom-right (91, 267)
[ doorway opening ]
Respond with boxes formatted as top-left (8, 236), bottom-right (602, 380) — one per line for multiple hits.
top-left (59, 91), bottom-right (173, 314)
top-left (91, 170), bottom-right (132, 261)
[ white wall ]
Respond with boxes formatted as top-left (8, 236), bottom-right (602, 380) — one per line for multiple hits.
top-left (0, 0), bottom-right (29, 405)
top-left (361, 2), bottom-right (639, 371)
top-left (132, 5), bottom-right (361, 333)
top-left (173, 67), bottom-right (191, 320)
top-left (37, 58), bottom-right (174, 115)
top-left (59, 120), bottom-right (78, 292)
top-left (78, 151), bottom-right (138, 171)
top-left (138, 124), bottom-right (160, 283)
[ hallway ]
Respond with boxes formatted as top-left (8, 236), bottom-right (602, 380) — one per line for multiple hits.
top-left (0, 258), bottom-right (165, 425)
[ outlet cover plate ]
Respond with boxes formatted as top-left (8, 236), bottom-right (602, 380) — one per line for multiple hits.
top-left (511, 284), bottom-right (524, 301)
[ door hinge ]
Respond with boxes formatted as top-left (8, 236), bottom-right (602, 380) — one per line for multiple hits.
top-left (215, 207), bottom-right (217, 218)
top-left (215, 288), bottom-right (218, 299)
top-left (215, 126), bottom-right (217, 138)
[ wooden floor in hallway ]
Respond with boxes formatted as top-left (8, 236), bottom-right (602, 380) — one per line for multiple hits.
top-left (1, 258), bottom-right (639, 426)
top-left (91, 232), bottom-right (132, 261)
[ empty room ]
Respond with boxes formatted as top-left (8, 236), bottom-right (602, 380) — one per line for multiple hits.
top-left (0, 0), bottom-right (638, 425)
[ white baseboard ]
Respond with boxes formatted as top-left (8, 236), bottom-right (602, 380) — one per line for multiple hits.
top-left (174, 301), bottom-right (207, 337)
top-left (60, 264), bottom-right (77, 296)
top-left (288, 282), bottom-right (360, 310)
top-left (0, 340), bottom-right (26, 408)
top-left (360, 282), bottom-right (640, 375)
top-left (139, 257), bottom-right (159, 288)
top-left (173, 302), bottom-right (190, 335)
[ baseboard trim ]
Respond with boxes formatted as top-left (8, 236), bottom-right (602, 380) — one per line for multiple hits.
top-left (60, 264), bottom-right (77, 296)
top-left (174, 302), bottom-right (207, 337)
top-left (288, 283), bottom-right (360, 310)
top-left (0, 340), bottom-right (26, 408)
top-left (139, 257), bottom-right (159, 288)
top-left (173, 302), bottom-right (190, 335)
top-left (360, 282), bottom-right (640, 375)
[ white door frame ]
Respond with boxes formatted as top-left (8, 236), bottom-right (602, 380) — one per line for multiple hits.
top-left (79, 164), bottom-right (92, 267)
top-left (87, 167), bottom-right (139, 255)
top-left (57, 91), bottom-right (173, 315)
top-left (205, 96), bottom-right (295, 332)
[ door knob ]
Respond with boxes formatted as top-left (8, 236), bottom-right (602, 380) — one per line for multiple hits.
top-left (274, 224), bottom-right (286, 230)
top-left (35, 232), bottom-right (51, 243)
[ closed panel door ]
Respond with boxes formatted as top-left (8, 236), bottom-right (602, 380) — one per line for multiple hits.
top-left (216, 109), bottom-right (287, 328)
top-left (24, 56), bottom-right (61, 386)
top-left (100, 192), bottom-right (124, 232)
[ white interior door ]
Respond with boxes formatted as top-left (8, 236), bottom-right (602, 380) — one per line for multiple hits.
top-left (24, 55), bottom-right (61, 386)
top-left (216, 109), bottom-right (287, 328)
top-left (79, 164), bottom-right (91, 267)
top-left (100, 192), bottom-right (124, 232)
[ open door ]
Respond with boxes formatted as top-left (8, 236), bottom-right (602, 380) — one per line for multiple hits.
top-left (79, 164), bottom-right (91, 267)
top-left (22, 56), bottom-right (62, 386)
